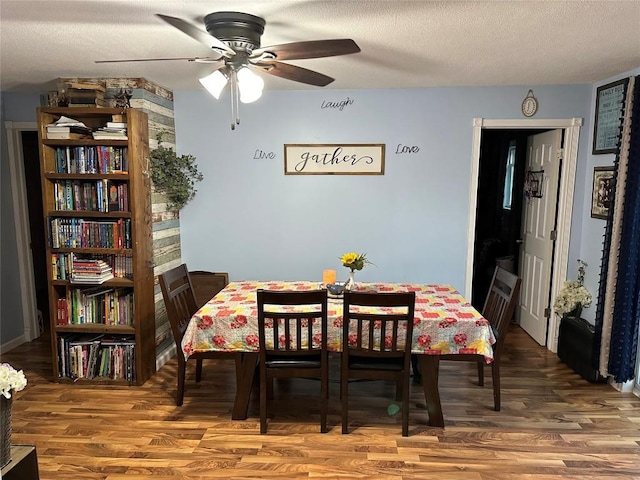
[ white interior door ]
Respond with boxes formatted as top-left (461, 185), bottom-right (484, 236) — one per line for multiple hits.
top-left (518, 129), bottom-right (563, 346)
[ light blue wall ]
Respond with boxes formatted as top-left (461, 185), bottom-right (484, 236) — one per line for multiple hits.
top-left (175, 84), bottom-right (592, 290)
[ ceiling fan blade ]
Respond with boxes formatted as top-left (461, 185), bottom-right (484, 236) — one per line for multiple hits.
top-left (255, 61), bottom-right (334, 87)
top-left (156, 14), bottom-right (235, 56)
top-left (251, 39), bottom-right (360, 61)
top-left (95, 56), bottom-right (222, 63)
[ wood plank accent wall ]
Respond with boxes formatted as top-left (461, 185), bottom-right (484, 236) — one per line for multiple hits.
top-left (58, 77), bottom-right (182, 369)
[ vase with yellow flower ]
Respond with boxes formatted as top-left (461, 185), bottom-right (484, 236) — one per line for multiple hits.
top-left (340, 252), bottom-right (374, 290)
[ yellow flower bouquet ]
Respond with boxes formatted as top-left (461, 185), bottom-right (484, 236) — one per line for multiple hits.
top-left (340, 252), bottom-right (373, 272)
top-left (340, 252), bottom-right (374, 290)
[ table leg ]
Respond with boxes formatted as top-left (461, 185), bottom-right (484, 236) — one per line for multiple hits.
top-left (231, 352), bottom-right (258, 420)
top-left (418, 355), bottom-right (444, 427)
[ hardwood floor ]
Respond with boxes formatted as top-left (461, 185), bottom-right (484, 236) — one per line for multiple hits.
top-left (2, 325), bottom-right (639, 479)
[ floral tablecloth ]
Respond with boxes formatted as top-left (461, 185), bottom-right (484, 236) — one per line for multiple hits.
top-left (182, 281), bottom-right (495, 361)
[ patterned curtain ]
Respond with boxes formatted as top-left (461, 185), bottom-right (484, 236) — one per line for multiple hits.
top-left (593, 75), bottom-right (640, 383)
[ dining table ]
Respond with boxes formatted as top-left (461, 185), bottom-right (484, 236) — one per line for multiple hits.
top-left (181, 280), bottom-right (495, 428)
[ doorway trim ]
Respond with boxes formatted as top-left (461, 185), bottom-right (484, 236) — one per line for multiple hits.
top-left (5, 121), bottom-right (40, 344)
top-left (466, 117), bottom-right (583, 351)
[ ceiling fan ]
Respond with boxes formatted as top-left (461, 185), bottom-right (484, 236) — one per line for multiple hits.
top-left (96, 12), bottom-right (361, 129)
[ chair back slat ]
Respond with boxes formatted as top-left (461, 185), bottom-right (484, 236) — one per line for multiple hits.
top-left (257, 289), bottom-right (328, 357)
top-left (343, 291), bottom-right (416, 358)
top-left (482, 266), bottom-right (522, 349)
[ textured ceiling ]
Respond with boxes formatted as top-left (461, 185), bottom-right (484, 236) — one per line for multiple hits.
top-left (1, 0), bottom-right (639, 93)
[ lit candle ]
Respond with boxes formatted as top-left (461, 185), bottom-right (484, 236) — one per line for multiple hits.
top-left (323, 269), bottom-right (336, 286)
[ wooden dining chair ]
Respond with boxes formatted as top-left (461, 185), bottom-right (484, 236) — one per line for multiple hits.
top-left (159, 263), bottom-right (232, 406)
top-left (341, 290), bottom-right (416, 436)
top-left (257, 289), bottom-right (329, 434)
top-left (441, 266), bottom-right (521, 411)
top-left (189, 270), bottom-right (230, 308)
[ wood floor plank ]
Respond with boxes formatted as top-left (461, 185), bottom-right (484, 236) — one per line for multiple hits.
top-left (2, 325), bottom-right (640, 479)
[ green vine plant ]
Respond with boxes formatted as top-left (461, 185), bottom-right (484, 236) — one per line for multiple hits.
top-left (149, 132), bottom-right (204, 211)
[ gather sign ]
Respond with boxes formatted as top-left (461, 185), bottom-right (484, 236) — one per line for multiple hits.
top-left (284, 144), bottom-right (385, 175)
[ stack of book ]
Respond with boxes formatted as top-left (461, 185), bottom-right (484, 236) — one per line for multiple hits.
top-left (93, 121), bottom-right (128, 140)
top-left (65, 82), bottom-right (107, 108)
top-left (46, 115), bottom-right (92, 139)
top-left (70, 256), bottom-right (114, 284)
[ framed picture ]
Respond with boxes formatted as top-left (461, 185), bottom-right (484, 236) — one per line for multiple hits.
top-left (593, 78), bottom-right (628, 154)
top-left (284, 144), bottom-right (385, 175)
top-left (591, 166), bottom-right (615, 219)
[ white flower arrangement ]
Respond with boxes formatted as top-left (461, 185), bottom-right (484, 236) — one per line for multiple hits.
top-left (0, 363), bottom-right (27, 399)
top-left (553, 259), bottom-right (593, 315)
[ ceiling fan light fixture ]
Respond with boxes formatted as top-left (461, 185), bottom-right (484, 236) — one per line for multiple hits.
top-left (199, 69), bottom-right (228, 99)
top-left (237, 66), bottom-right (264, 103)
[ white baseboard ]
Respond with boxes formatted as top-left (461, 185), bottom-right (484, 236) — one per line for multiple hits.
top-left (608, 377), bottom-right (635, 393)
top-left (0, 334), bottom-right (28, 355)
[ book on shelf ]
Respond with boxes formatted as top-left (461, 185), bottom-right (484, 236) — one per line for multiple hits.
top-left (70, 256), bottom-right (114, 284)
top-left (63, 82), bottom-right (106, 93)
top-left (54, 145), bottom-right (128, 174)
top-left (47, 131), bottom-right (92, 140)
top-left (93, 124), bottom-right (128, 140)
top-left (47, 117), bottom-right (93, 139)
top-left (100, 334), bottom-right (136, 345)
top-left (70, 273), bottom-right (114, 285)
top-left (99, 127), bottom-right (127, 134)
top-left (68, 100), bottom-right (108, 108)
top-left (107, 181), bottom-right (123, 212)
top-left (57, 297), bottom-right (69, 325)
top-left (92, 133), bottom-right (128, 140)
top-left (70, 273), bottom-right (115, 285)
top-left (49, 217), bottom-right (132, 249)
top-left (50, 115), bottom-right (90, 128)
top-left (67, 88), bottom-right (105, 99)
top-left (47, 125), bottom-right (92, 134)
top-left (57, 331), bottom-right (136, 380)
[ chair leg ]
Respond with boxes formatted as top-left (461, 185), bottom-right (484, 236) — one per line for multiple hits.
top-left (320, 364), bottom-right (328, 433)
top-left (176, 358), bottom-right (186, 406)
top-left (267, 378), bottom-right (274, 399)
top-left (260, 367), bottom-right (268, 434)
top-left (401, 377), bottom-right (409, 437)
top-left (341, 372), bottom-right (349, 434)
top-left (491, 362), bottom-right (500, 411)
top-left (395, 378), bottom-right (402, 401)
top-left (195, 358), bottom-right (203, 383)
top-left (477, 360), bottom-right (484, 386)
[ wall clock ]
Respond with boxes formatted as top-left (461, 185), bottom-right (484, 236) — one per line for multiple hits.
top-left (521, 90), bottom-right (538, 117)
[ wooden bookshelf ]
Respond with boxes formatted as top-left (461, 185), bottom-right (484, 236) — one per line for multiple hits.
top-left (37, 107), bottom-right (156, 385)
